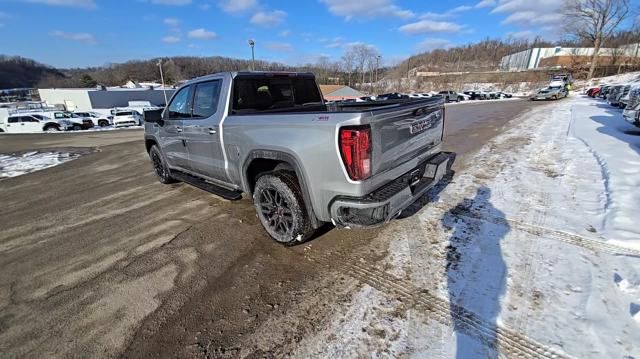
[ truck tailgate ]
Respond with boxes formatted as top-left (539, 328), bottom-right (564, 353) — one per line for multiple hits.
top-left (366, 99), bottom-right (445, 176)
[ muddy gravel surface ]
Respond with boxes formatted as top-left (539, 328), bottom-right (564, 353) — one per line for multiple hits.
top-left (0, 100), bottom-right (546, 358)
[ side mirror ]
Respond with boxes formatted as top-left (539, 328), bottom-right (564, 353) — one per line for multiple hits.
top-left (144, 108), bottom-right (163, 123)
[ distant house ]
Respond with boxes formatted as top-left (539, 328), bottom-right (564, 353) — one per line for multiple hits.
top-left (319, 85), bottom-right (365, 101)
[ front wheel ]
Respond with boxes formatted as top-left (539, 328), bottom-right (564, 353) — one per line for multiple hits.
top-left (98, 120), bottom-right (109, 127)
top-left (254, 172), bottom-right (314, 245)
top-left (44, 125), bottom-right (60, 132)
top-left (149, 145), bottom-right (176, 184)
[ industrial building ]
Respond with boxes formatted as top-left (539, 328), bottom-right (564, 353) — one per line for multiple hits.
top-left (38, 86), bottom-right (176, 112)
top-left (500, 44), bottom-right (640, 71)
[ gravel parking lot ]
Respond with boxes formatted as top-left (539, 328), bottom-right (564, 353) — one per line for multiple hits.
top-left (0, 100), bottom-right (551, 357)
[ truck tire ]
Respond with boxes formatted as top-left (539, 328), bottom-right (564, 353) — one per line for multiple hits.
top-left (72, 124), bottom-right (82, 131)
top-left (149, 145), bottom-right (177, 184)
top-left (44, 124), bottom-right (60, 132)
top-left (98, 120), bottom-right (109, 127)
top-left (253, 171), bottom-right (314, 245)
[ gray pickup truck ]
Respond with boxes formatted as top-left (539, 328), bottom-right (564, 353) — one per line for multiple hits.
top-left (144, 72), bottom-right (455, 244)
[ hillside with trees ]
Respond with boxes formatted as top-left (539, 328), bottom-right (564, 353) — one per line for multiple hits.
top-left (0, 56), bottom-right (67, 89)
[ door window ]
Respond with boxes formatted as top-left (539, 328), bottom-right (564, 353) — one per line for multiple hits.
top-left (8, 117), bottom-right (19, 123)
top-left (192, 80), bottom-right (222, 119)
top-left (167, 86), bottom-right (192, 119)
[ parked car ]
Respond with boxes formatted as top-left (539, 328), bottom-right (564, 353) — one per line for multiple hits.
top-left (143, 71), bottom-right (455, 244)
top-left (463, 91), bottom-right (486, 100)
top-left (529, 87), bottom-right (568, 101)
top-left (73, 111), bottom-right (113, 127)
top-left (0, 114), bottom-right (77, 133)
top-left (586, 86), bottom-right (601, 97)
top-left (113, 110), bottom-right (143, 127)
top-left (376, 92), bottom-right (409, 101)
top-left (496, 91), bottom-right (513, 98)
top-left (438, 90), bottom-right (460, 103)
top-left (607, 85), bottom-right (626, 106)
top-left (598, 85), bottom-right (612, 99)
top-left (457, 93), bottom-right (470, 101)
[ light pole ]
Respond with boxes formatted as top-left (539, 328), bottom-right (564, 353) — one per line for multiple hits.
top-left (157, 59), bottom-right (168, 106)
top-left (248, 39), bottom-right (255, 71)
top-left (375, 55), bottom-right (381, 85)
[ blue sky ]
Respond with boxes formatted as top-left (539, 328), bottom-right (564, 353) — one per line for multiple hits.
top-left (0, 0), bottom-right (636, 68)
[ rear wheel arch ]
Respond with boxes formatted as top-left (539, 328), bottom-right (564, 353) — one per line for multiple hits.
top-left (243, 150), bottom-right (320, 228)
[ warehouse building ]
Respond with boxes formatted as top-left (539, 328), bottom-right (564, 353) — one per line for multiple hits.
top-left (38, 86), bottom-right (176, 112)
top-left (500, 45), bottom-right (640, 71)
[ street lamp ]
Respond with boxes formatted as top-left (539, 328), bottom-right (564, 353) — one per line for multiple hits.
top-left (157, 59), bottom-right (168, 106)
top-left (248, 39), bottom-right (255, 71)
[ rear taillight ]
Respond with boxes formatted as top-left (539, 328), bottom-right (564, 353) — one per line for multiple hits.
top-left (339, 126), bottom-right (371, 181)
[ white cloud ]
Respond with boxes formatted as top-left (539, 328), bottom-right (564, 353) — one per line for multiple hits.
top-left (26, 0), bottom-right (96, 9)
top-left (219, 0), bottom-right (257, 13)
top-left (492, 0), bottom-right (564, 28)
top-left (265, 42), bottom-right (293, 52)
top-left (506, 30), bottom-right (534, 39)
top-left (279, 29), bottom-right (290, 37)
top-left (199, 3), bottom-right (211, 10)
top-left (475, 0), bottom-right (496, 8)
top-left (151, 0), bottom-right (192, 5)
top-left (187, 28), bottom-right (217, 39)
top-left (399, 20), bottom-right (463, 35)
top-left (162, 35), bottom-right (181, 43)
top-left (417, 38), bottom-right (454, 52)
top-left (320, 0), bottom-right (414, 20)
top-left (450, 5), bottom-right (473, 13)
top-left (163, 17), bottom-right (180, 26)
top-left (50, 30), bottom-right (96, 44)
top-left (250, 10), bottom-right (286, 26)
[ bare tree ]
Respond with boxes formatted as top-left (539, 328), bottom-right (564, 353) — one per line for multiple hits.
top-left (341, 50), bottom-right (356, 87)
top-left (564, 0), bottom-right (630, 79)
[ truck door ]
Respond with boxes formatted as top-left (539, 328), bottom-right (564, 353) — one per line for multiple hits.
top-left (181, 79), bottom-right (229, 183)
top-left (158, 85), bottom-right (192, 171)
top-left (21, 116), bottom-right (43, 133)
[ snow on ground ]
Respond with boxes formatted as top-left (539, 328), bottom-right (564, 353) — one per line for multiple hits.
top-left (297, 94), bottom-right (640, 358)
top-left (0, 151), bottom-right (81, 178)
top-left (579, 71), bottom-right (640, 90)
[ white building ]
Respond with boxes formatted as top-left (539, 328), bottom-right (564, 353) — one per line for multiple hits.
top-left (38, 86), bottom-right (176, 113)
top-left (499, 45), bottom-right (640, 71)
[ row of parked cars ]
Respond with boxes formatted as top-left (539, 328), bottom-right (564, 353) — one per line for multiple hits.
top-left (336, 90), bottom-right (513, 104)
top-left (0, 107), bottom-right (147, 134)
top-left (586, 82), bottom-right (640, 127)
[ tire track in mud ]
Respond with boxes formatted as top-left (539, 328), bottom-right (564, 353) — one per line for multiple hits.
top-left (441, 206), bottom-right (640, 257)
top-left (303, 250), bottom-right (572, 359)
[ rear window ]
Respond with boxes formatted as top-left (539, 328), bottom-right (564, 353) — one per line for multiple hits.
top-left (232, 76), bottom-right (322, 113)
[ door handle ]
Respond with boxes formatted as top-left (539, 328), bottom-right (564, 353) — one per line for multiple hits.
top-left (208, 128), bottom-right (217, 135)
top-left (176, 127), bottom-right (183, 133)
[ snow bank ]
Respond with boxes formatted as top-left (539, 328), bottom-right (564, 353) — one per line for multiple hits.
top-left (569, 97), bottom-right (640, 248)
top-left (0, 151), bottom-right (80, 178)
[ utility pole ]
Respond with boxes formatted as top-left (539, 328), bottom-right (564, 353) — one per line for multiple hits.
top-left (157, 59), bottom-right (168, 106)
top-left (248, 39), bottom-right (255, 71)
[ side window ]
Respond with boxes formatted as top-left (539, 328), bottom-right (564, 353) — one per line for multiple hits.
top-left (192, 80), bottom-right (222, 119)
top-left (54, 112), bottom-right (64, 119)
top-left (8, 117), bottom-right (19, 123)
top-left (167, 86), bottom-right (192, 119)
